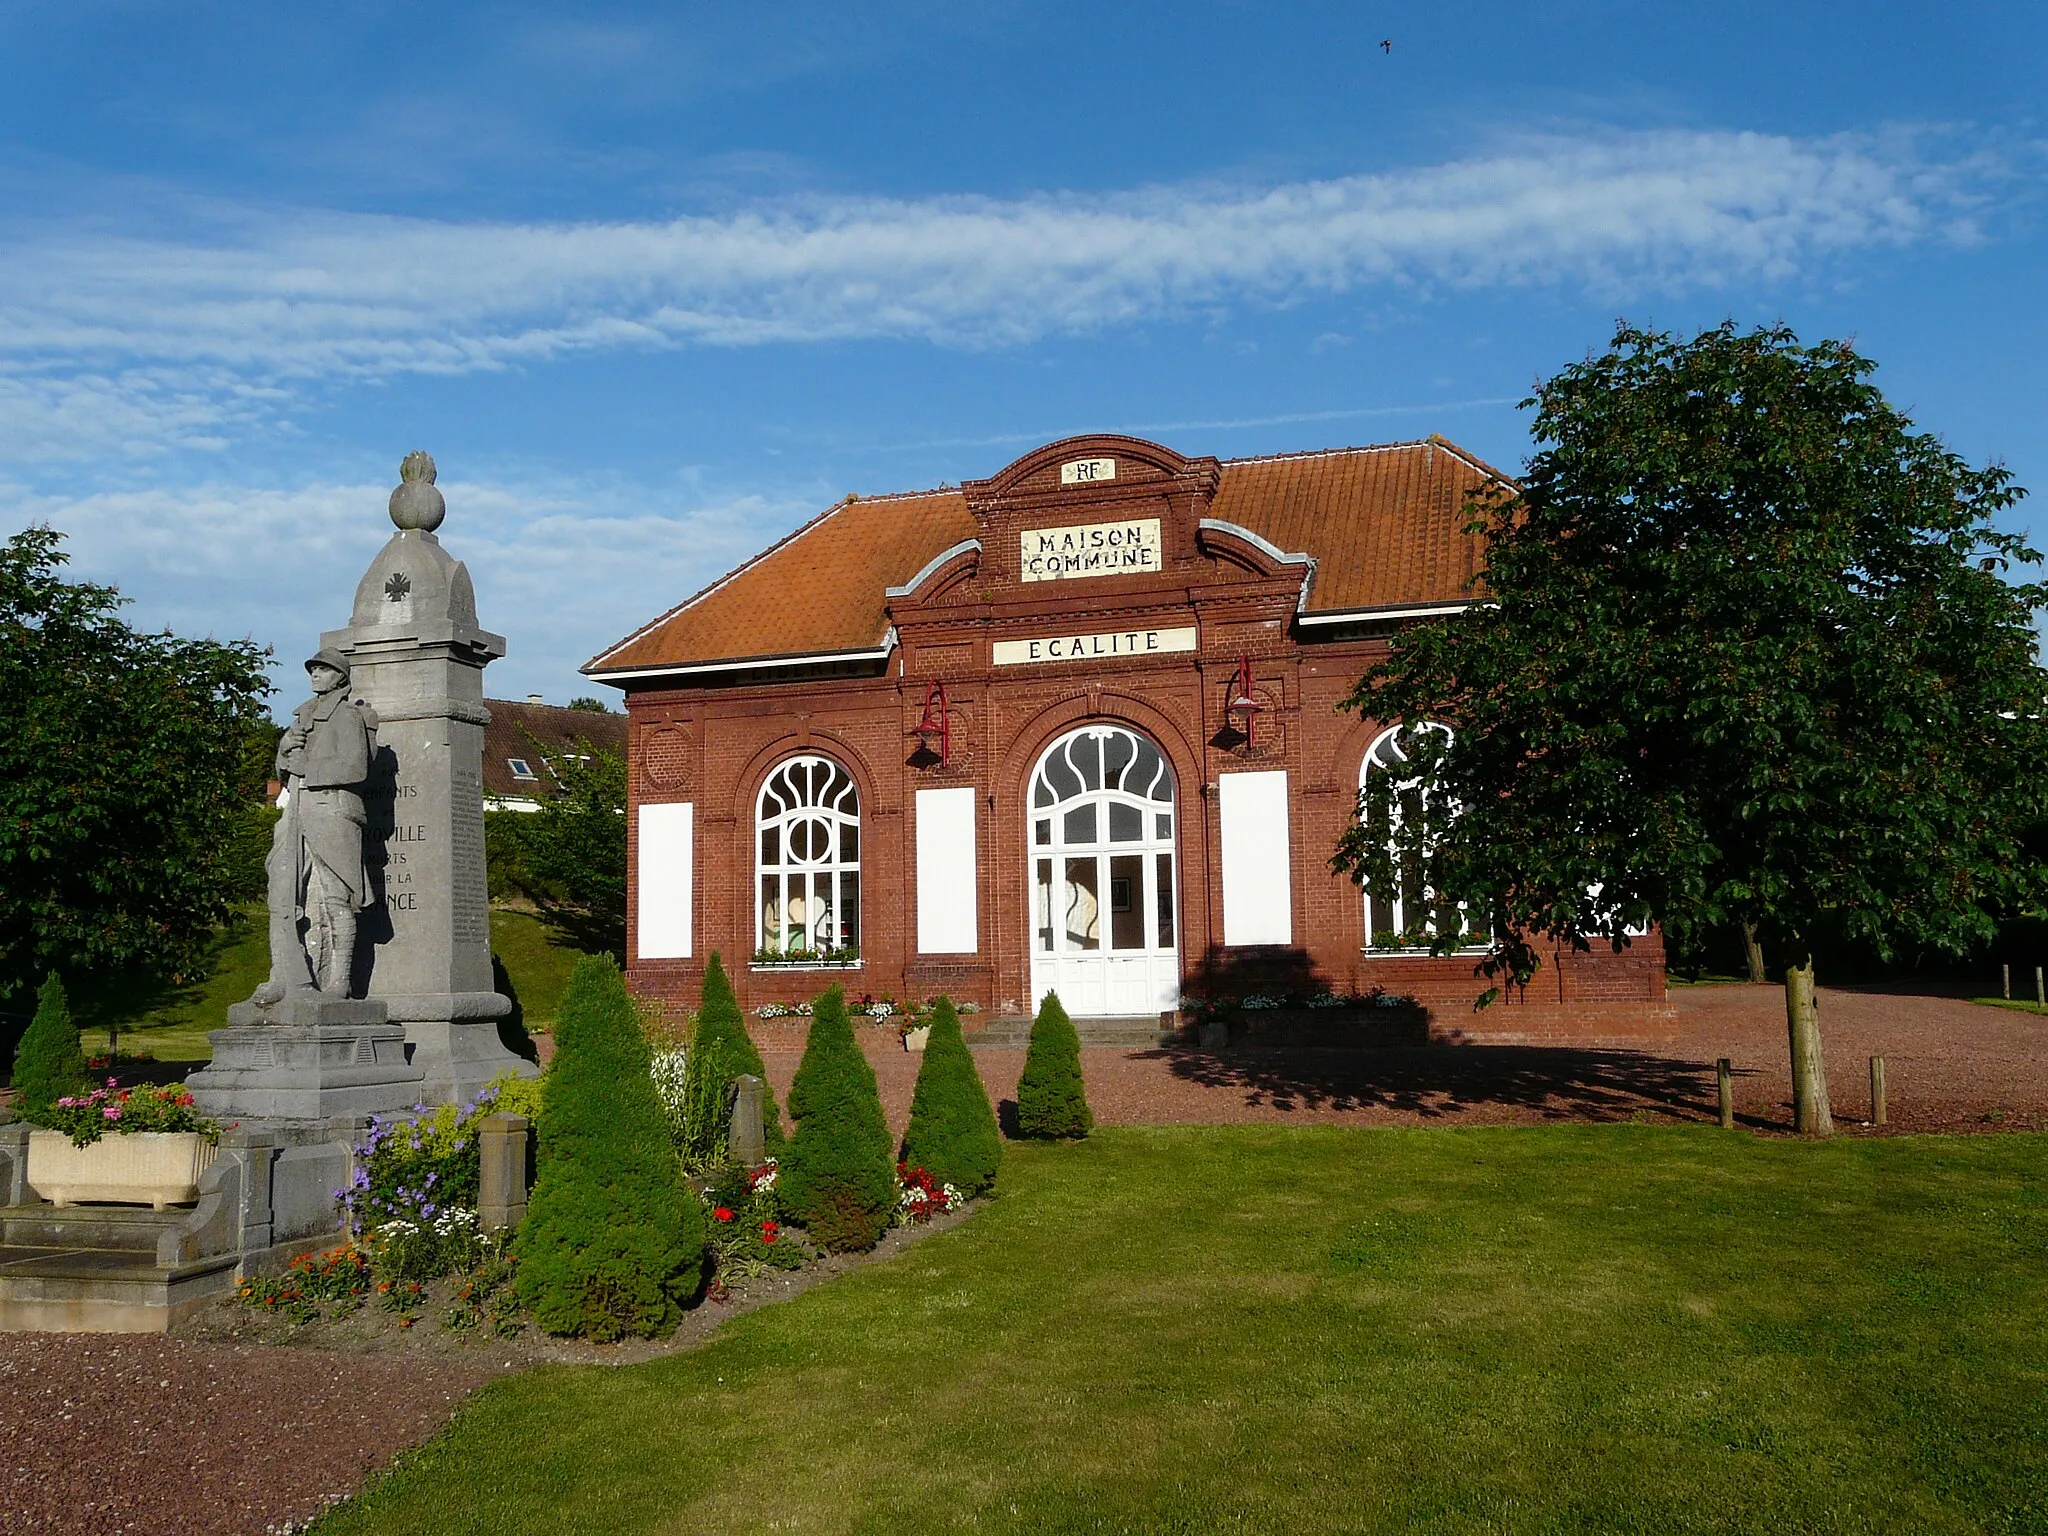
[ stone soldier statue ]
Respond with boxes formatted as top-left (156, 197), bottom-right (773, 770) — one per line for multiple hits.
top-left (251, 648), bottom-right (382, 1005)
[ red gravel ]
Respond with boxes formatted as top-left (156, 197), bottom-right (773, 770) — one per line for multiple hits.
top-left (0, 1335), bottom-right (496, 1534)
top-left (760, 984), bottom-right (2048, 1137)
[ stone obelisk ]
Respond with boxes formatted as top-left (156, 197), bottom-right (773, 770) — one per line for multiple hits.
top-left (331, 452), bottom-right (536, 1103)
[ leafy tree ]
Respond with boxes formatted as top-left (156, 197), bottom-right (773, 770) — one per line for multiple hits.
top-left (9, 972), bottom-right (86, 1113)
top-left (0, 528), bottom-right (272, 1004)
top-left (1337, 322), bottom-right (2047, 1135)
top-left (519, 738), bottom-right (627, 955)
top-left (782, 986), bottom-right (894, 1251)
top-left (566, 697), bottom-right (615, 713)
top-left (901, 997), bottom-right (1002, 1196)
top-left (515, 954), bottom-right (707, 1338)
top-left (1016, 991), bottom-right (1092, 1139)
top-left (678, 951), bottom-right (783, 1165)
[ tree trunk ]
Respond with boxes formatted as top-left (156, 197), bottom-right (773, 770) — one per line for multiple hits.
top-left (1742, 923), bottom-right (1766, 985)
top-left (1784, 959), bottom-right (1833, 1136)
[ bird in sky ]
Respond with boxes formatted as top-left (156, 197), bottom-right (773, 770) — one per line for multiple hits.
top-left (1380, 38), bottom-right (1392, 53)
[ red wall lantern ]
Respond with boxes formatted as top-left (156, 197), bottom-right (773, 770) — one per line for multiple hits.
top-left (1210, 655), bottom-right (1261, 752)
top-left (906, 679), bottom-right (951, 769)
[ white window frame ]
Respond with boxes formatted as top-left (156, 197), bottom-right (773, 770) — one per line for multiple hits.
top-left (1360, 721), bottom-right (1478, 954)
top-left (755, 755), bottom-right (862, 960)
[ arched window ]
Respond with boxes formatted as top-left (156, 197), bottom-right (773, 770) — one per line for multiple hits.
top-left (1359, 722), bottom-right (1469, 952)
top-left (756, 756), bottom-right (861, 960)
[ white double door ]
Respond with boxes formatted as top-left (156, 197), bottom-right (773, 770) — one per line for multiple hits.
top-left (1027, 726), bottom-right (1181, 1017)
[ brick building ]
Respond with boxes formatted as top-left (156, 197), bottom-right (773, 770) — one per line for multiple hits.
top-left (586, 434), bottom-right (1672, 1045)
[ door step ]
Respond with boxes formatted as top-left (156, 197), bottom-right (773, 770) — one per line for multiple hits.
top-left (966, 1016), bottom-right (1181, 1049)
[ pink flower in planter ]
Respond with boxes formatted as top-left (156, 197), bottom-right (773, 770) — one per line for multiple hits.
top-left (102, 1107), bottom-right (121, 1121)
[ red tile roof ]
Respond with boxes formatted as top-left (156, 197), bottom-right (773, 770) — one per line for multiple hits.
top-left (587, 437), bottom-right (1505, 674)
top-left (482, 698), bottom-right (627, 804)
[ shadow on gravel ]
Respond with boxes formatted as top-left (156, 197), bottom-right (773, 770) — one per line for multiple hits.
top-left (1144, 1045), bottom-right (1754, 1124)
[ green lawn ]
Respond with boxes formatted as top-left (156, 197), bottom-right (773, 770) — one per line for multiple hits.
top-left (65, 905), bottom-right (592, 1064)
top-left (71, 904), bottom-right (271, 1061)
top-left (487, 906), bottom-right (592, 1031)
top-left (1974, 997), bottom-right (2048, 1017)
top-left (324, 1126), bottom-right (2048, 1535)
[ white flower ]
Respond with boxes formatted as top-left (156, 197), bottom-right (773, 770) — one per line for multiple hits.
top-left (648, 1048), bottom-right (689, 1115)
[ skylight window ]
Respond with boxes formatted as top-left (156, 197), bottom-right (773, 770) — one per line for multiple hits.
top-left (508, 757), bottom-right (537, 780)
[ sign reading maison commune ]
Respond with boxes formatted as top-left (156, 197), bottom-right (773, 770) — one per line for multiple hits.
top-left (1020, 517), bottom-right (1162, 583)
top-left (993, 626), bottom-right (1198, 667)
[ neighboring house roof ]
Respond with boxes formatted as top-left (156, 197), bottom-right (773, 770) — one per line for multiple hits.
top-left (482, 698), bottom-right (627, 805)
top-left (587, 436), bottom-right (1505, 675)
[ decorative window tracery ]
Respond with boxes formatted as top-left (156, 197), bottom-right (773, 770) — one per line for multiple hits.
top-left (1029, 727), bottom-right (1177, 958)
top-left (755, 755), bottom-right (861, 959)
top-left (1359, 722), bottom-right (1472, 952)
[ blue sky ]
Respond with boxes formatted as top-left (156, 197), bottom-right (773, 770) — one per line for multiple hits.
top-left (1, 0), bottom-right (2042, 704)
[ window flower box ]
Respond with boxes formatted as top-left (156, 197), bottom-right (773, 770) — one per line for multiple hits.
top-left (27, 1130), bottom-right (218, 1210)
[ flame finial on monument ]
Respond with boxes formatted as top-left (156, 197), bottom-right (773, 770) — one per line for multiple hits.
top-left (389, 450), bottom-right (446, 532)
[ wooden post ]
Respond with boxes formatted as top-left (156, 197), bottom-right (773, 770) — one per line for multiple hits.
top-left (1870, 1056), bottom-right (1887, 1128)
top-left (2036, 967), bottom-right (2044, 1010)
top-left (1785, 960), bottom-right (1833, 1136)
top-left (1717, 1058), bottom-right (1734, 1129)
top-left (2004, 963), bottom-right (2012, 1000)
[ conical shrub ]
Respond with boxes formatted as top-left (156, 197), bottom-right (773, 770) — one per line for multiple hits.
top-left (1015, 990), bottom-right (1092, 1139)
top-left (680, 952), bottom-right (783, 1158)
top-left (781, 985), bottom-right (894, 1251)
top-left (10, 973), bottom-right (86, 1114)
top-left (514, 955), bottom-right (707, 1339)
top-left (901, 997), bottom-right (1001, 1196)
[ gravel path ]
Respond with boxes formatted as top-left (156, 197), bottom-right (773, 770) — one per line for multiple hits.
top-left (5, 983), bottom-right (2038, 1534)
top-left (0, 1335), bottom-right (495, 1533)
top-left (761, 984), bottom-right (2047, 1137)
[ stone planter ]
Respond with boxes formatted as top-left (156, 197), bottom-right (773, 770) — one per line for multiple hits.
top-left (26, 1130), bottom-right (218, 1210)
top-left (902, 1026), bottom-right (931, 1053)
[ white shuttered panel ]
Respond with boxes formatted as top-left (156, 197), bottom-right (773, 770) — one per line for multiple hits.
top-left (915, 786), bottom-right (979, 954)
top-left (637, 802), bottom-right (695, 959)
top-left (1218, 771), bottom-right (1293, 946)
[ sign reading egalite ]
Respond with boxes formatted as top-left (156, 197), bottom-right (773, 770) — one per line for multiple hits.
top-left (1020, 517), bottom-right (1162, 583)
top-left (993, 626), bottom-right (1198, 666)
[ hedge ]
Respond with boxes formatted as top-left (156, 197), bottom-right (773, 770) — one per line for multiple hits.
top-left (901, 997), bottom-right (1002, 1196)
top-left (781, 985), bottom-right (894, 1251)
top-left (1015, 989), bottom-right (1092, 1139)
top-left (514, 955), bottom-right (706, 1338)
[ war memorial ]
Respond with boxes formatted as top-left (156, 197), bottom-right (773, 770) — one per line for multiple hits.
top-left (0, 455), bottom-right (535, 1330)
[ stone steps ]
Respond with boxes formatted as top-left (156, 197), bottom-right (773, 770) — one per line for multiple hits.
top-left (965, 1016), bottom-right (1180, 1050)
top-left (0, 1203), bottom-right (193, 1254)
top-left (0, 1204), bottom-right (240, 1332)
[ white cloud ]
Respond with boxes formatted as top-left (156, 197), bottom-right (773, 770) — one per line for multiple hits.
top-left (0, 128), bottom-right (1999, 459)
top-left (1, 474), bottom-right (813, 701)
